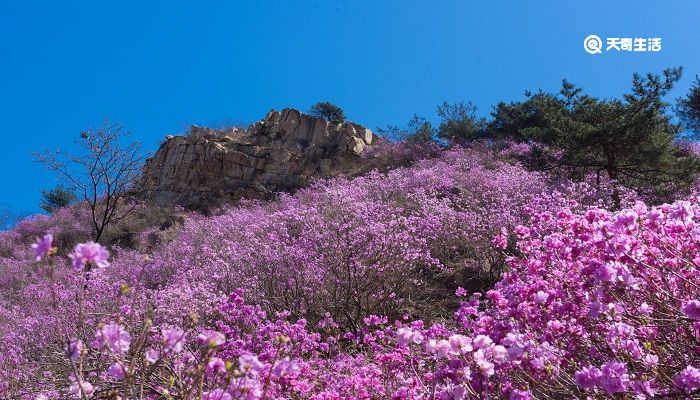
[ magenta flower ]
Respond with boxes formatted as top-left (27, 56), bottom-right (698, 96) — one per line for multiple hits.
top-left (202, 389), bottom-right (232, 400)
top-left (271, 357), bottom-right (300, 378)
top-left (162, 327), bottom-right (185, 353)
top-left (599, 361), bottom-right (630, 394)
top-left (574, 366), bottom-right (602, 390)
top-left (68, 381), bottom-right (94, 398)
top-left (69, 241), bottom-right (109, 271)
top-left (396, 327), bottom-right (423, 346)
top-left (107, 362), bottom-right (126, 380)
top-left (206, 357), bottom-right (227, 376)
top-left (95, 323), bottom-right (131, 354)
top-left (31, 234), bottom-right (54, 261)
top-left (197, 330), bottom-right (225, 347)
top-left (510, 389), bottom-right (533, 400)
top-left (238, 354), bottom-right (264, 375)
top-left (674, 365), bottom-right (700, 393)
top-left (145, 348), bottom-right (160, 364)
top-left (682, 300), bottom-right (700, 320)
top-left (593, 263), bottom-right (618, 283)
top-left (533, 290), bottom-right (549, 304)
top-left (65, 339), bottom-right (83, 361)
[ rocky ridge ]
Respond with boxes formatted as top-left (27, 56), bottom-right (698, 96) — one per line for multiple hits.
top-left (139, 108), bottom-right (375, 210)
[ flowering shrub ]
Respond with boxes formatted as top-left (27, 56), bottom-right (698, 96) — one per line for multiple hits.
top-left (6, 144), bottom-right (696, 399)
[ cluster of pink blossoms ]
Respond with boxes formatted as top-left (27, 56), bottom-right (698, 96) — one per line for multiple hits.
top-left (2, 145), bottom-right (699, 398)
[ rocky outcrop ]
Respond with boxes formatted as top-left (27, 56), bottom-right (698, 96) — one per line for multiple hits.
top-left (139, 108), bottom-right (376, 210)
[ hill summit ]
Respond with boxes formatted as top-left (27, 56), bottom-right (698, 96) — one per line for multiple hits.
top-left (140, 108), bottom-right (376, 210)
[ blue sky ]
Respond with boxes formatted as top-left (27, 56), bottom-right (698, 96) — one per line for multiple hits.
top-left (1, 1), bottom-right (700, 215)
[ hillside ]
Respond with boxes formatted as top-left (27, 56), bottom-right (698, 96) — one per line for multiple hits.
top-left (5, 133), bottom-right (700, 398)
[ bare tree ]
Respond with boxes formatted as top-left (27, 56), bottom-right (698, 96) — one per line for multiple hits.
top-left (35, 120), bottom-right (145, 243)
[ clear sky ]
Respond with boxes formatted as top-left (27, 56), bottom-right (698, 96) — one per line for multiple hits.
top-left (2, 1), bottom-right (700, 216)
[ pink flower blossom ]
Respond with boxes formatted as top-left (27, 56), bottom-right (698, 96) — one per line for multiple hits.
top-left (65, 339), bottom-right (83, 361)
top-left (599, 361), bottom-right (630, 394)
top-left (31, 234), bottom-right (54, 261)
top-left (107, 362), bottom-right (126, 380)
top-left (238, 354), bottom-right (263, 375)
top-left (533, 290), bottom-right (549, 304)
top-left (161, 328), bottom-right (185, 353)
top-left (575, 366), bottom-right (602, 390)
top-left (198, 330), bottom-right (226, 347)
top-left (206, 357), bottom-right (226, 376)
top-left (682, 300), bottom-right (700, 320)
top-left (271, 357), bottom-right (300, 378)
top-left (202, 389), bottom-right (232, 400)
top-left (95, 323), bottom-right (130, 354)
top-left (69, 241), bottom-right (109, 271)
top-left (68, 381), bottom-right (94, 398)
top-left (673, 365), bottom-right (700, 394)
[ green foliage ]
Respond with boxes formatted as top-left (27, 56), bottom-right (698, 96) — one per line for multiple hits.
top-left (436, 101), bottom-right (487, 142)
top-left (308, 102), bottom-right (346, 124)
top-left (376, 114), bottom-right (435, 143)
top-left (677, 75), bottom-right (700, 136)
top-left (488, 67), bottom-right (700, 205)
top-left (40, 185), bottom-right (76, 213)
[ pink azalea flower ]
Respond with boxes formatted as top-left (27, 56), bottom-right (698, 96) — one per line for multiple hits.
top-left (161, 328), bottom-right (186, 353)
top-left (202, 389), bottom-right (232, 400)
top-left (31, 234), bottom-right (54, 261)
top-left (206, 357), bottom-right (226, 376)
top-left (674, 365), bottom-right (700, 393)
top-left (197, 330), bottom-right (226, 347)
top-left (95, 323), bottom-right (131, 354)
top-left (682, 300), bottom-right (700, 320)
top-left (238, 354), bottom-right (263, 375)
top-left (107, 362), bottom-right (126, 380)
top-left (69, 241), bottom-right (109, 271)
top-left (65, 339), bottom-right (83, 361)
top-left (68, 381), bottom-right (94, 398)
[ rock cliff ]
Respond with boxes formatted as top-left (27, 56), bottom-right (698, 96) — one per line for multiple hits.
top-left (139, 108), bottom-right (375, 210)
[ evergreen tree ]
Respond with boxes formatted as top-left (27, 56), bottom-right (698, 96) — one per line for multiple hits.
top-left (677, 75), bottom-right (700, 135)
top-left (40, 185), bottom-right (76, 213)
top-left (308, 102), bottom-right (346, 124)
top-left (488, 68), bottom-right (700, 205)
top-left (436, 101), bottom-right (486, 142)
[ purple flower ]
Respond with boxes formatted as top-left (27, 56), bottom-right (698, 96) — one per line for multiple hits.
top-left (95, 323), bottom-right (131, 354)
top-left (599, 361), bottom-right (630, 394)
top-left (238, 354), bottom-right (264, 375)
top-left (206, 357), bottom-right (227, 376)
top-left (510, 389), bottom-right (533, 400)
top-left (202, 389), bottom-right (232, 400)
top-left (107, 362), bottom-right (126, 380)
top-left (533, 290), bottom-right (549, 304)
top-left (473, 334), bottom-right (493, 349)
top-left (145, 348), bottom-right (160, 364)
top-left (593, 263), bottom-right (618, 283)
top-left (574, 366), bottom-right (602, 390)
top-left (69, 241), bottom-right (109, 271)
top-left (31, 234), bottom-right (54, 261)
top-left (162, 327), bottom-right (185, 353)
top-left (198, 330), bottom-right (226, 347)
top-left (65, 339), bottom-right (84, 361)
top-left (674, 365), bottom-right (700, 394)
top-left (271, 357), bottom-right (300, 378)
top-left (68, 381), bottom-right (94, 398)
top-left (682, 300), bottom-right (700, 320)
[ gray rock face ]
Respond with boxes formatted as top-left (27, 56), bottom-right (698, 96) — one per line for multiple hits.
top-left (139, 108), bottom-right (375, 210)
